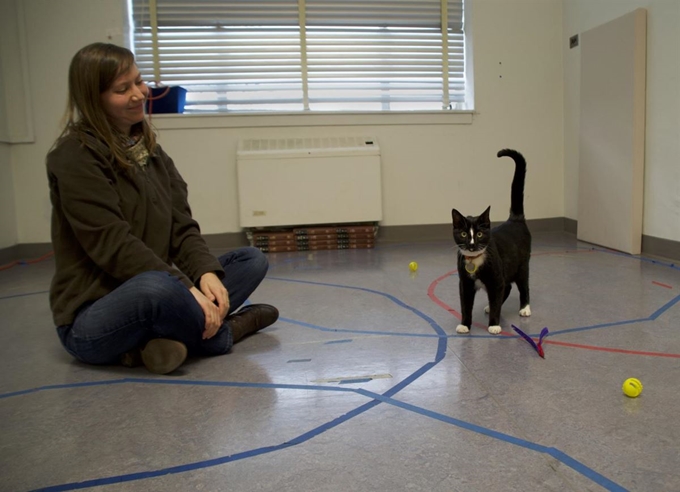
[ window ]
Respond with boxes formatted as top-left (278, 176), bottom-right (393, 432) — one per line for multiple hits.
top-left (130, 0), bottom-right (468, 113)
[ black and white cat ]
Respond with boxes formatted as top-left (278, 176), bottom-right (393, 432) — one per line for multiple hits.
top-left (451, 149), bottom-right (531, 335)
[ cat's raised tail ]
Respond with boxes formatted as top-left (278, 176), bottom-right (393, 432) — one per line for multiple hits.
top-left (497, 149), bottom-right (527, 220)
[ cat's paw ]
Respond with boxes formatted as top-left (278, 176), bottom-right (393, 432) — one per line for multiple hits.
top-left (488, 325), bottom-right (502, 335)
top-left (519, 305), bottom-right (531, 317)
top-left (456, 324), bottom-right (470, 334)
top-left (484, 305), bottom-right (490, 314)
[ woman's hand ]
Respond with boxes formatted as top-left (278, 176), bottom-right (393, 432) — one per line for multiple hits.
top-left (189, 286), bottom-right (222, 339)
top-left (199, 272), bottom-right (230, 321)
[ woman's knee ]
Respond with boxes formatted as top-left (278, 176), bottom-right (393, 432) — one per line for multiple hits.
top-left (128, 271), bottom-right (186, 299)
top-left (126, 271), bottom-right (205, 337)
top-left (219, 247), bottom-right (268, 274)
top-left (243, 247), bottom-right (269, 276)
top-left (122, 271), bottom-right (200, 318)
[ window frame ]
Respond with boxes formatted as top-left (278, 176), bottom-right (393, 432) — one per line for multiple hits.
top-left (128, 0), bottom-right (474, 116)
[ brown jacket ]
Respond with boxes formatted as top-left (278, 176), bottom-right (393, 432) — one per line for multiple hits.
top-left (46, 133), bottom-right (223, 326)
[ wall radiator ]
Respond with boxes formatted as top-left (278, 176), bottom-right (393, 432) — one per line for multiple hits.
top-left (236, 136), bottom-right (382, 228)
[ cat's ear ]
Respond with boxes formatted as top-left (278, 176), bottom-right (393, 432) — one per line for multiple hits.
top-left (452, 209), bottom-right (466, 229)
top-left (479, 206), bottom-right (491, 226)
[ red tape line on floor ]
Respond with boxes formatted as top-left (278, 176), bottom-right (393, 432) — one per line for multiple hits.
top-left (428, 253), bottom-right (680, 359)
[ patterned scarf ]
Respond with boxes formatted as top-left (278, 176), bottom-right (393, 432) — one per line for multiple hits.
top-left (124, 132), bottom-right (149, 168)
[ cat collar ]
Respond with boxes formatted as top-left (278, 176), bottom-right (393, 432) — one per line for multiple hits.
top-left (463, 252), bottom-right (483, 274)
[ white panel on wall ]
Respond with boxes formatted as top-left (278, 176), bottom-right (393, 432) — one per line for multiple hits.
top-left (577, 9), bottom-right (646, 254)
top-left (0, 0), bottom-right (34, 143)
top-left (236, 137), bottom-right (382, 228)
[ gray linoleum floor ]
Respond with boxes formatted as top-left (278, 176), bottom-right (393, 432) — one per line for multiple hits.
top-left (1, 232), bottom-right (679, 492)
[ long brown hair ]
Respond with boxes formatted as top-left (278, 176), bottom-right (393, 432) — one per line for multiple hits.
top-left (57, 43), bottom-right (156, 170)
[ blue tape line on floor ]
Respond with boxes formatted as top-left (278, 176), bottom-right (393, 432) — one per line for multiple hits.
top-left (0, 379), bottom-right (127, 399)
top-left (548, 318), bottom-right (648, 336)
top-left (339, 378), bottom-right (372, 384)
top-left (547, 448), bottom-right (627, 492)
top-left (269, 276), bottom-right (448, 342)
top-left (356, 389), bottom-right (627, 492)
top-left (125, 377), bottom-right (357, 393)
top-left (0, 378), bottom-right (357, 400)
top-left (32, 398), bottom-right (383, 492)
top-left (28, 378), bottom-right (628, 492)
top-left (0, 290), bottom-right (49, 301)
top-left (548, 294), bottom-right (679, 337)
top-left (649, 294), bottom-right (680, 319)
top-left (594, 247), bottom-right (679, 271)
top-left (279, 316), bottom-right (448, 338)
top-left (13, 266), bottom-right (645, 491)
top-left (21, 278), bottom-right (455, 491)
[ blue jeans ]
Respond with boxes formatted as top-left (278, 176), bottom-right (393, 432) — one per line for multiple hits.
top-left (57, 247), bottom-right (269, 364)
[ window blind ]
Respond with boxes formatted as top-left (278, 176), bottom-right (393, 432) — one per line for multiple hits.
top-left (131, 0), bottom-right (466, 113)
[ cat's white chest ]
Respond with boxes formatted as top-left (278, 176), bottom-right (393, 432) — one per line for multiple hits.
top-left (469, 255), bottom-right (486, 270)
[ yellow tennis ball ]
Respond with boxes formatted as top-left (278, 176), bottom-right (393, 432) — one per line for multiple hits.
top-left (409, 261), bottom-right (418, 272)
top-left (622, 377), bottom-right (643, 398)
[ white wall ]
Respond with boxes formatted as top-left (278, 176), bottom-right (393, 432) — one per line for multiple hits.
top-left (0, 34), bottom-right (15, 249)
top-left (563, 0), bottom-right (680, 242)
top-left (0, 143), bottom-right (17, 249)
top-left (10, 0), bottom-right (127, 245)
top-left (8, 0), bottom-right (564, 244)
top-left (1, 0), bottom-right (34, 144)
top-left (0, 0), bottom-right (20, 248)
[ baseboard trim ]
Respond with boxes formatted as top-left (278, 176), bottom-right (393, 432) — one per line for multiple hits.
top-left (202, 232), bottom-right (250, 250)
top-left (2, 219), bottom-right (677, 263)
top-left (377, 224), bottom-right (451, 243)
top-left (563, 218), bottom-right (678, 262)
top-left (377, 217), bottom-right (568, 243)
top-left (564, 217), bottom-right (578, 235)
top-left (525, 217), bottom-right (571, 234)
top-left (642, 234), bottom-right (680, 262)
top-left (0, 243), bottom-right (53, 266)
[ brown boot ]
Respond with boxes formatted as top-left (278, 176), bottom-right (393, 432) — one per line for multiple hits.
top-left (140, 339), bottom-right (188, 374)
top-left (228, 304), bottom-right (279, 343)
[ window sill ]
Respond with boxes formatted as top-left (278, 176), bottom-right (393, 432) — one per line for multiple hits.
top-left (148, 110), bottom-right (475, 130)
